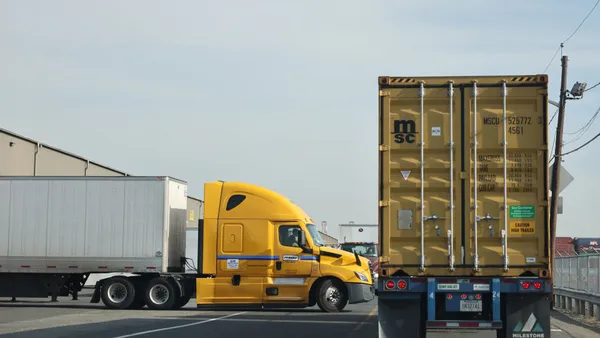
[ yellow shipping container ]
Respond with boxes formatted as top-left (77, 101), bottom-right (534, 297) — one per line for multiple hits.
top-left (377, 75), bottom-right (550, 279)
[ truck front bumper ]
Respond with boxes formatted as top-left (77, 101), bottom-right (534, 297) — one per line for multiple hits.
top-left (346, 282), bottom-right (376, 304)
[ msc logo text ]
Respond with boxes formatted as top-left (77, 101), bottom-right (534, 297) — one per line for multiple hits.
top-left (392, 119), bottom-right (418, 144)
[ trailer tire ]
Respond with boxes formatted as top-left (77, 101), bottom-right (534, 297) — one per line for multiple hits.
top-left (144, 277), bottom-right (177, 310)
top-left (100, 277), bottom-right (136, 310)
top-left (316, 279), bottom-right (347, 313)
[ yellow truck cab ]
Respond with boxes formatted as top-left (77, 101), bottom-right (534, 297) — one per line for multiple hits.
top-left (195, 181), bottom-right (375, 312)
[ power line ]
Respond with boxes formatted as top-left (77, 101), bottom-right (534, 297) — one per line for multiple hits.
top-left (560, 131), bottom-right (600, 156)
top-left (543, 0), bottom-right (600, 72)
top-left (585, 81), bottom-right (600, 92)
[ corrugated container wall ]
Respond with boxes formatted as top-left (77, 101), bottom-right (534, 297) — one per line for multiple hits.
top-left (0, 127), bottom-right (202, 227)
top-left (378, 75), bottom-right (550, 278)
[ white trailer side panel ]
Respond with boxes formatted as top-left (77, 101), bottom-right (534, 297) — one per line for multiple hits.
top-left (0, 176), bottom-right (188, 274)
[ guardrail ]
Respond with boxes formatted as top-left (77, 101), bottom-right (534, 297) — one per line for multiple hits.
top-left (554, 253), bottom-right (600, 320)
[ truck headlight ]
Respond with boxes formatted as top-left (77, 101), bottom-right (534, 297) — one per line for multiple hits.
top-left (354, 271), bottom-right (369, 282)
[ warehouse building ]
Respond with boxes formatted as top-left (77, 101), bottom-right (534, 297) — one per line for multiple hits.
top-left (0, 127), bottom-right (203, 229)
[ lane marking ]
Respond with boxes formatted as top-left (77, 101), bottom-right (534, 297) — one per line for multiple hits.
top-left (145, 317), bottom-right (372, 325)
top-left (110, 312), bottom-right (246, 338)
top-left (353, 306), bottom-right (378, 331)
top-left (551, 328), bottom-right (563, 332)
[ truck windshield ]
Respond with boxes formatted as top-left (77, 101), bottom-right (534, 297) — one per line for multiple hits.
top-left (305, 224), bottom-right (326, 247)
top-left (340, 243), bottom-right (378, 257)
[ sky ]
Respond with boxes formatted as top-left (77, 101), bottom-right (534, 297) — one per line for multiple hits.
top-left (1, 0), bottom-right (599, 240)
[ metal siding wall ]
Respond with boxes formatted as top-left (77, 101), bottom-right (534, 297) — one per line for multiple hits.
top-left (0, 133), bottom-right (35, 175)
top-left (1, 129), bottom-right (202, 213)
top-left (87, 163), bottom-right (125, 176)
top-left (36, 146), bottom-right (87, 175)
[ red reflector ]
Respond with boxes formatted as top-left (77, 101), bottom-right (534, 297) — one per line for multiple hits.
top-left (459, 322), bottom-right (479, 327)
top-left (21, 265), bottom-right (30, 268)
top-left (47, 266), bottom-right (56, 268)
top-left (124, 266), bottom-right (134, 269)
top-left (469, 279), bottom-right (489, 284)
top-left (385, 280), bottom-right (395, 289)
top-left (98, 266), bottom-right (108, 269)
top-left (397, 280), bottom-right (407, 289)
top-left (521, 281), bottom-right (531, 289)
top-left (447, 294), bottom-right (453, 300)
top-left (461, 294), bottom-right (467, 300)
top-left (69, 266), bottom-right (78, 269)
top-left (533, 281), bottom-right (542, 289)
top-left (147, 267), bottom-right (156, 270)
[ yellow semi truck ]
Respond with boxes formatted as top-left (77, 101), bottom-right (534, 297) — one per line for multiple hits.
top-left (0, 177), bottom-right (375, 313)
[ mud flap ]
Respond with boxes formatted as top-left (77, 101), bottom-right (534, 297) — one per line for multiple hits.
top-left (378, 297), bottom-right (426, 338)
top-left (502, 294), bottom-right (551, 338)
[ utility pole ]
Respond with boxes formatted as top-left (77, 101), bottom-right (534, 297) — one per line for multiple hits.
top-left (549, 55), bottom-right (568, 308)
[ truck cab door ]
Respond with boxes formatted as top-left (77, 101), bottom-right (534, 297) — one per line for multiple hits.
top-left (264, 223), bottom-right (315, 305)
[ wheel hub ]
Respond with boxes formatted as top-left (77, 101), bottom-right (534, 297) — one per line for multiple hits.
top-left (325, 286), bottom-right (340, 305)
top-left (107, 283), bottom-right (128, 303)
top-left (149, 284), bottom-right (170, 305)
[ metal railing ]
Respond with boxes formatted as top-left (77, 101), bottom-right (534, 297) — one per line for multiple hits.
top-left (554, 252), bottom-right (600, 295)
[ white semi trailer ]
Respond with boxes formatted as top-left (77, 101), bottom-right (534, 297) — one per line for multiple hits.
top-left (0, 176), bottom-right (195, 309)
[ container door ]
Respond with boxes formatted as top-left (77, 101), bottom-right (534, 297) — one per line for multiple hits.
top-left (463, 80), bottom-right (548, 274)
top-left (263, 222), bottom-right (314, 304)
top-left (379, 81), bottom-right (462, 275)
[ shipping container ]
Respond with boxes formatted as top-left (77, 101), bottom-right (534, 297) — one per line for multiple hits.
top-left (555, 244), bottom-right (575, 257)
top-left (376, 75), bottom-right (551, 338)
top-left (0, 176), bottom-right (188, 274)
top-left (554, 237), bottom-right (573, 245)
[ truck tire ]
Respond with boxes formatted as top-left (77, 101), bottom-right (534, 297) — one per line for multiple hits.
top-left (100, 277), bottom-right (137, 310)
top-left (171, 292), bottom-right (192, 310)
top-left (316, 279), bottom-right (348, 313)
top-left (144, 277), bottom-right (178, 310)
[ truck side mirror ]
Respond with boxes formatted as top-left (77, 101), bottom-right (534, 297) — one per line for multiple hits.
top-left (298, 230), bottom-right (307, 247)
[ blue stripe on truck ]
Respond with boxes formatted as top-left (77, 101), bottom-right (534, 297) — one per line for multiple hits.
top-left (216, 255), bottom-right (318, 261)
top-left (217, 255), bottom-right (279, 260)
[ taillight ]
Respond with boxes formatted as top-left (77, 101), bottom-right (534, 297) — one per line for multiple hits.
top-left (385, 280), bottom-right (395, 289)
top-left (521, 281), bottom-right (531, 289)
top-left (461, 294), bottom-right (467, 300)
top-left (533, 281), bottom-right (542, 289)
top-left (475, 294), bottom-right (481, 300)
top-left (397, 280), bottom-right (407, 289)
top-left (447, 294), bottom-right (453, 300)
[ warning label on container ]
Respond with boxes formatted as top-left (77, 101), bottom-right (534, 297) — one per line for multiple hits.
top-left (509, 206), bottom-right (535, 219)
top-left (509, 221), bottom-right (535, 234)
top-left (400, 170), bottom-right (411, 181)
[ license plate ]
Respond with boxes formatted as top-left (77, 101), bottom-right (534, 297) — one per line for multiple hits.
top-left (459, 300), bottom-right (482, 312)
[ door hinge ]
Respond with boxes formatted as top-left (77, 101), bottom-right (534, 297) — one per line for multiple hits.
top-left (459, 171), bottom-right (468, 179)
top-left (379, 90), bottom-right (390, 97)
top-left (379, 145), bottom-right (390, 151)
top-left (379, 200), bottom-right (390, 207)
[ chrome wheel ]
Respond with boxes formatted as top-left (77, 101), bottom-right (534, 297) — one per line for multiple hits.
top-left (149, 284), bottom-right (170, 305)
top-left (325, 285), bottom-right (341, 305)
top-left (107, 282), bottom-right (128, 304)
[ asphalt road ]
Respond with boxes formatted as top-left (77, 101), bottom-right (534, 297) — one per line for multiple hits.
top-left (1, 295), bottom-right (598, 338)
